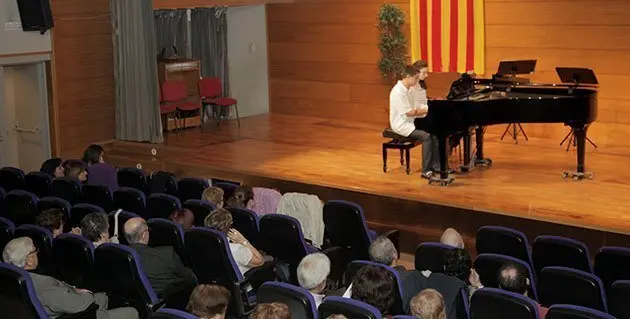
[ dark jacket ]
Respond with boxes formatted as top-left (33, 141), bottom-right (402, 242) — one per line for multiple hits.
top-left (86, 163), bottom-right (119, 191)
top-left (402, 271), bottom-right (466, 319)
top-left (129, 243), bottom-right (196, 297)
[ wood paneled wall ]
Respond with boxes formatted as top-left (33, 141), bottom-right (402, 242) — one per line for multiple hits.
top-left (154, 0), bottom-right (293, 9)
top-left (267, 0), bottom-right (630, 146)
top-left (49, 0), bottom-right (115, 157)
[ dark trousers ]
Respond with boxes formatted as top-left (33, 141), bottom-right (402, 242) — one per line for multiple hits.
top-left (407, 129), bottom-right (440, 173)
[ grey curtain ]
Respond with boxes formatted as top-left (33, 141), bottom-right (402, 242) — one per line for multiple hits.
top-left (154, 9), bottom-right (189, 59)
top-left (191, 7), bottom-right (230, 117)
top-left (110, 0), bottom-right (163, 143)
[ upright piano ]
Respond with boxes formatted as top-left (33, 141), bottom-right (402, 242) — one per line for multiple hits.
top-left (415, 73), bottom-right (598, 186)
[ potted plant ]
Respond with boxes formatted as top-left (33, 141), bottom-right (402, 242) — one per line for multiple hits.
top-left (377, 3), bottom-right (408, 81)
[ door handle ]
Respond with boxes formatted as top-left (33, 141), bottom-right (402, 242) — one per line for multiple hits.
top-left (13, 125), bottom-right (40, 133)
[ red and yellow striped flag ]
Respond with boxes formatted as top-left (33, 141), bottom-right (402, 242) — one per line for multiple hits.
top-left (410, 0), bottom-right (485, 74)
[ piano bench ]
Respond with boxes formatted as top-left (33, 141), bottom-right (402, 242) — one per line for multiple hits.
top-left (382, 129), bottom-right (419, 175)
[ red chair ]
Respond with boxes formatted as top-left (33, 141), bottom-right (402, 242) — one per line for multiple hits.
top-left (161, 80), bottom-right (202, 130)
top-left (198, 77), bottom-right (240, 127)
top-left (159, 99), bottom-right (179, 132)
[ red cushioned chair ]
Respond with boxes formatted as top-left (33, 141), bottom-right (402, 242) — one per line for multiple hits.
top-left (198, 77), bottom-right (240, 127)
top-left (161, 80), bottom-right (201, 131)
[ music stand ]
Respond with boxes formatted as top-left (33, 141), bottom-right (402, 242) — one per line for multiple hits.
top-left (497, 60), bottom-right (537, 144)
top-left (556, 67), bottom-right (598, 150)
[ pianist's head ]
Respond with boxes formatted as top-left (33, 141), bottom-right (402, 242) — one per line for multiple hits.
top-left (412, 60), bottom-right (429, 89)
top-left (402, 65), bottom-right (420, 88)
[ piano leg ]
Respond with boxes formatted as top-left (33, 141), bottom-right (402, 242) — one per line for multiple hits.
top-left (460, 129), bottom-right (473, 173)
top-left (474, 126), bottom-right (493, 167)
top-left (562, 125), bottom-right (594, 181)
top-left (429, 136), bottom-right (455, 186)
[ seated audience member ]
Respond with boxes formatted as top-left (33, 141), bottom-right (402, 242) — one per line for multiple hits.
top-left (248, 187), bottom-right (282, 215)
top-left (124, 217), bottom-right (196, 296)
top-left (186, 284), bottom-right (230, 319)
top-left (36, 208), bottom-right (81, 238)
top-left (498, 261), bottom-right (548, 318)
top-left (40, 158), bottom-right (65, 178)
top-left (252, 302), bottom-right (291, 319)
top-left (169, 208), bottom-right (195, 231)
top-left (369, 235), bottom-right (411, 281)
top-left (80, 213), bottom-right (110, 248)
top-left (204, 208), bottom-right (264, 276)
top-left (225, 185), bottom-right (254, 209)
top-left (82, 144), bottom-right (119, 191)
top-left (2, 237), bottom-right (138, 319)
top-left (202, 186), bottom-right (225, 208)
top-left (410, 289), bottom-right (446, 319)
top-left (64, 159), bottom-right (88, 183)
top-left (297, 253), bottom-right (330, 307)
top-left (440, 228), bottom-right (464, 249)
top-left (350, 265), bottom-right (395, 317)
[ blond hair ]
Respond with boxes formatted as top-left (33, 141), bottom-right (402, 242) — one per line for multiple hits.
top-left (410, 289), bottom-right (446, 319)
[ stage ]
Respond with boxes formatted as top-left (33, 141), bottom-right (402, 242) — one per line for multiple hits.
top-left (104, 114), bottom-right (630, 255)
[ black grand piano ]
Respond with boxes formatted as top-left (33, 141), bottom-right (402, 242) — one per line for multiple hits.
top-left (415, 65), bottom-right (598, 186)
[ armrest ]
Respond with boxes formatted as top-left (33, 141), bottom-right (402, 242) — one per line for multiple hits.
top-left (57, 302), bottom-right (99, 319)
top-left (382, 229), bottom-right (400, 259)
top-left (243, 260), bottom-right (276, 291)
top-left (149, 298), bottom-right (167, 312)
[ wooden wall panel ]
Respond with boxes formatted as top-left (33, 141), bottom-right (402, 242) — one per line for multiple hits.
top-left (268, 0), bottom-right (630, 146)
top-left (50, 0), bottom-right (115, 157)
top-left (154, 0), bottom-right (292, 9)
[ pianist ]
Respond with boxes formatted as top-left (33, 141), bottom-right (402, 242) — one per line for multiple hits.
top-left (389, 64), bottom-right (440, 179)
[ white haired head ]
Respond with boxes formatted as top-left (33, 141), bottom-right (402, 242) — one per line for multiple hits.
top-left (2, 237), bottom-right (36, 269)
top-left (297, 253), bottom-right (330, 293)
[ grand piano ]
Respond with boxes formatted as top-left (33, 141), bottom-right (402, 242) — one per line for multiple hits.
top-left (415, 67), bottom-right (598, 186)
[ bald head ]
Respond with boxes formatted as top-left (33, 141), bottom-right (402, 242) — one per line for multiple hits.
top-left (440, 228), bottom-right (464, 249)
top-left (498, 261), bottom-right (528, 295)
top-left (124, 217), bottom-right (149, 244)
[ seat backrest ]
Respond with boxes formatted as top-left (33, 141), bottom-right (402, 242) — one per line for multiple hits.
top-left (24, 171), bottom-right (52, 198)
top-left (343, 260), bottom-right (404, 316)
top-left (177, 177), bottom-right (209, 203)
top-left (14, 225), bottom-right (55, 276)
top-left (50, 177), bottom-right (83, 205)
top-left (153, 308), bottom-right (200, 318)
top-left (259, 214), bottom-right (308, 284)
top-left (415, 242), bottom-right (457, 273)
top-left (94, 243), bottom-right (158, 317)
top-left (52, 233), bottom-right (95, 289)
top-left (0, 216), bottom-right (15, 255)
top-left (323, 200), bottom-right (372, 261)
top-left (183, 199), bottom-right (215, 227)
top-left (1, 190), bottom-right (38, 225)
top-left (0, 263), bottom-right (48, 318)
top-left (213, 181), bottom-right (239, 202)
top-left (82, 184), bottom-right (113, 212)
top-left (147, 218), bottom-right (188, 265)
top-left (546, 304), bottom-right (616, 319)
top-left (147, 193), bottom-right (182, 219)
top-left (37, 197), bottom-right (72, 223)
top-left (113, 187), bottom-right (147, 216)
top-left (229, 207), bottom-right (259, 247)
top-left (162, 80), bottom-right (188, 102)
top-left (108, 210), bottom-right (139, 245)
top-left (319, 296), bottom-right (383, 319)
top-left (476, 226), bottom-right (533, 269)
top-left (147, 171), bottom-right (178, 197)
top-left (609, 280), bottom-right (630, 319)
top-left (473, 253), bottom-right (538, 300)
top-left (117, 168), bottom-right (147, 193)
top-left (0, 167), bottom-right (26, 192)
top-left (184, 227), bottom-right (242, 284)
top-left (198, 77), bottom-right (223, 98)
top-left (532, 235), bottom-right (592, 275)
top-left (538, 266), bottom-right (607, 312)
top-left (70, 203), bottom-right (105, 228)
top-left (257, 282), bottom-right (318, 319)
top-left (594, 246), bottom-right (630, 293)
top-left (470, 287), bottom-right (540, 319)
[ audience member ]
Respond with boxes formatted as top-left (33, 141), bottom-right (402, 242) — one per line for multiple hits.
top-left (204, 208), bottom-right (264, 276)
top-left (40, 158), bottom-right (64, 178)
top-left (186, 284), bottom-right (230, 319)
top-left (297, 253), bottom-right (330, 307)
top-left (440, 228), bottom-right (464, 249)
top-left (369, 236), bottom-right (410, 281)
top-left (202, 186), bottom-right (224, 208)
top-left (225, 185), bottom-right (254, 209)
top-left (82, 144), bottom-right (119, 191)
top-left (350, 265), bottom-right (395, 316)
top-left (36, 208), bottom-right (80, 238)
top-left (2, 237), bottom-right (138, 318)
top-left (124, 217), bottom-right (196, 297)
top-left (80, 213), bottom-right (110, 248)
top-left (248, 187), bottom-right (282, 215)
top-left (252, 302), bottom-right (291, 319)
top-left (498, 261), bottom-right (548, 318)
top-left (64, 159), bottom-right (88, 183)
top-left (169, 208), bottom-right (194, 231)
top-left (410, 289), bottom-right (446, 319)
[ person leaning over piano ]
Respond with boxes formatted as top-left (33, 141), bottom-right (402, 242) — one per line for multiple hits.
top-left (389, 63), bottom-right (441, 179)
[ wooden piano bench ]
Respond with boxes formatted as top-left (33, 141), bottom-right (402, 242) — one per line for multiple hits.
top-left (382, 128), bottom-right (419, 175)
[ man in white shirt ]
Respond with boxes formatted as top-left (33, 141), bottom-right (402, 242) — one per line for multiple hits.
top-left (389, 64), bottom-right (440, 179)
top-left (297, 253), bottom-right (330, 308)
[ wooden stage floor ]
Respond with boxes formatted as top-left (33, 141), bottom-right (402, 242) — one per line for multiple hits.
top-left (106, 114), bottom-right (630, 252)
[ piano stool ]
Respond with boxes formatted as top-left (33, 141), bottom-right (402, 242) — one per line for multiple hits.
top-left (382, 128), bottom-right (419, 175)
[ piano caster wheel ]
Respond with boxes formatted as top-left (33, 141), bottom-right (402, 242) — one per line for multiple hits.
top-left (475, 158), bottom-right (493, 168)
top-left (562, 171), bottom-right (593, 181)
top-left (428, 175), bottom-right (455, 186)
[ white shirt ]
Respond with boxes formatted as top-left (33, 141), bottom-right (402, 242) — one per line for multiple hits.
top-left (229, 242), bottom-right (253, 276)
top-left (389, 81), bottom-right (429, 137)
top-left (311, 292), bottom-right (325, 308)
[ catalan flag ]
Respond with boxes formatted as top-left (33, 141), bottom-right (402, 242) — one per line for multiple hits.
top-left (409, 0), bottom-right (485, 74)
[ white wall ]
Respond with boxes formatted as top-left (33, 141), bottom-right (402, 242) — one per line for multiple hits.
top-left (0, 0), bottom-right (52, 55)
top-left (226, 5), bottom-right (269, 118)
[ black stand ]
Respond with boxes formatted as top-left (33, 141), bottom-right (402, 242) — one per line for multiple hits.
top-left (560, 125), bottom-right (597, 152)
top-left (496, 60), bottom-right (537, 144)
top-left (500, 123), bottom-right (529, 143)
